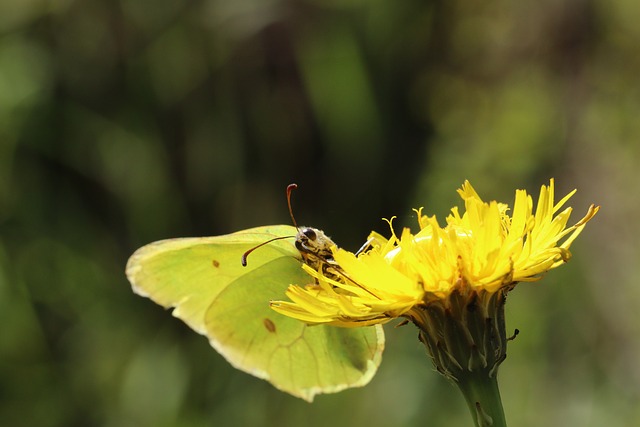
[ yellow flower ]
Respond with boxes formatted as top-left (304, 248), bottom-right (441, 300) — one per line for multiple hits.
top-left (273, 179), bottom-right (599, 423)
top-left (271, 179), bottom-right (599, 328)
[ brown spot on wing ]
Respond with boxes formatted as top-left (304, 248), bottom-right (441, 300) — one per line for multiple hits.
top-left (212, 259), bottom-right (220, 268)
top-left (263, 318), bottom-right (276, 333)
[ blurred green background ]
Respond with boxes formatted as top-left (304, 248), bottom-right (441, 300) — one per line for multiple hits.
top-left (1, 0), bottom-right (638, 426)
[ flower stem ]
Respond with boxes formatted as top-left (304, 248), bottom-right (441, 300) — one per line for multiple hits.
top-left (455, 372), bottom-right (507, 427)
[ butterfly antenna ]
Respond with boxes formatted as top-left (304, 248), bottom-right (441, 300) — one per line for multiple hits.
top-left (241, 235), bottom-right (295, 267)
top-left (286, 183), bottom-right (300, 230)
top-left (242, 183), bottom-right (300, 267)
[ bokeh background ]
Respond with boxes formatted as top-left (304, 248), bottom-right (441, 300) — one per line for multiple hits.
top-left (1, 0), bottom-right (638, 426)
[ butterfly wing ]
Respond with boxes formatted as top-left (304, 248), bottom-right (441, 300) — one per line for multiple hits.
top-left (126, 225), bottom-right (384, 401)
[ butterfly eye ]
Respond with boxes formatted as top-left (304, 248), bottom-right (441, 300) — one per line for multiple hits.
top-left (302, 228), bottom-right (317, 241)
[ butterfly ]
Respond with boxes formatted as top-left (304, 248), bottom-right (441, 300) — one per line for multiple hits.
top-left (125, 186), bottom-right (384, 402)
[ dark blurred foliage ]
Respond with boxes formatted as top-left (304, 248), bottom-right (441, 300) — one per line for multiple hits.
top-left (1, 0), bottom-right (639, 426)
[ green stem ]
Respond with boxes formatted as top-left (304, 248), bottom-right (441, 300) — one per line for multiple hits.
top-left (456, 372), bottom-right (507, 427)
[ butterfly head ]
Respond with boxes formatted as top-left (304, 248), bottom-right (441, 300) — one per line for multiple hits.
top-left (242, 185), bottom-right (338, 269)
top-left (295, 227), bottom-right (335, 269)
